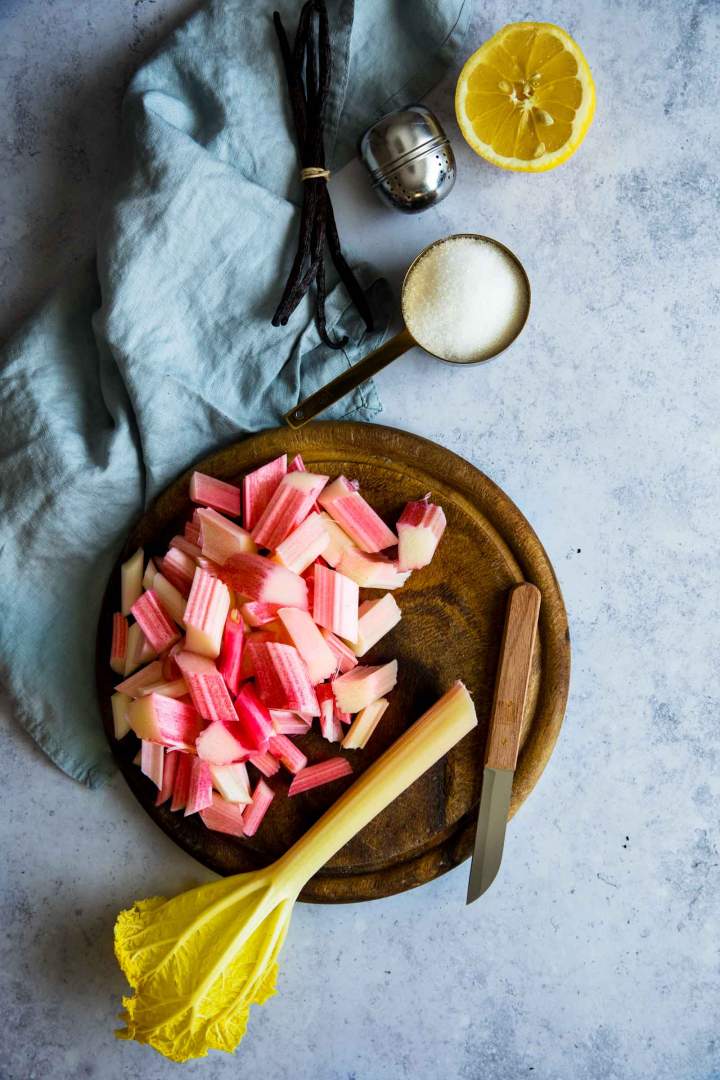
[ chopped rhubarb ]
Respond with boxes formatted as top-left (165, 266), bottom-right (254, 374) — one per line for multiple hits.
top-left (161, 637), bottom-right (186, 681)
top-left (277, 607), bottom-right (337, 684)
top-left (342, 697), bottom-right (390, 750)
top-left (155, 748), bottom-right (180, 806)
top-left (115, 660), bottom-right (164, 698)
top-left (175, 650), bottom-right (237, 723)
top-left (337, 547), bottom-right (411, 590)
top-left (141, 741), bottom-right (165, 789)
top-left (251, 471), bottom-right (329, 550)
top-left (196, 721), bottom-right (253, 765)
top-left (288, 757), bottom-right (353, 796)
top-left (250, 642), bottom-right (320, 715)
top-left (248, 750), bottom-right (280, 777)
top-left (124, 624), bottom-right (157, 675)
top-left (268, 733), bottom-right (308, 774)
top-left (353, 594), bottom-right (402, 656)
top-left (242, 778), bottom-right (275, 837)
top-left (274, 512), bottom-right (329, 574)
top-left (269, 710), bottom-right (311, 735)
top-left (320, 629), bottom-right (359, 674)
top-left (318, 476), bottom-right (397, 552)
top-left (128, 693), bottom-right (203, 749)
top-left (184, 757), bottom-right (214, 816)
top-left (111, 691), bottom-right (131, 739)
top-left (210, 762), bottom-right (251, 804)
top-left (240, 628), bottom-right (279, 679)
top-left (169, 535), bottom-right (202, 560)
top-left (152, 573), bottom-right (187, 627)
top-left (184, 568), bottom-right (231, 657)
top-left (332, 660), bottom-right (398, 714)
top-left (217, 609), bottom-right (245, 696)
top-left (312, 564), bottom-right (359, 642)
top-left (138, 677), bottom-right (189, 699)
top-left (199, 793), bottom-right (247, 837)
top-left (184, 518), bottom-right (201, 546)
top-left (242, 454), bottom-right (287, 531)
top-left (190, 471), bottom-right (241, 518)
top-left (142, 557), bottom-right (158, 591)
top-left (397, 497), bottom-right (447, 570)
top-left (196, 507), bottom-right (256, 565)
top-left (110, 613), bottom-right (128, 674)
top-left (160, 547), bottom-right (195, 596)
top-left (121, 548), bottom-right (144, 615)
top-left (317, 685), bottom-right (342, 743)
top-left (316, 512), bottom-right (357, 567)
top-left (131, 590), bottom-right (180, 653)
top-left (288, 453), bottom-right (306, 472)
top-left (222, 552), bottom-right (308, 609)
top-left (170, 752), bottom-right (193, 811)
top-left (241, 601), bottom-right (282, 627)
top-left (233, 682), bottom-right (275, 750)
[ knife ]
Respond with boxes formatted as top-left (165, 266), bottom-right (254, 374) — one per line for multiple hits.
top-left (466, 582), bottom-right (541, 903)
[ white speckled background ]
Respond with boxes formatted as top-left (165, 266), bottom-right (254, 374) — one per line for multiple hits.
top-left (1, 1), bottom-right (719, 1078)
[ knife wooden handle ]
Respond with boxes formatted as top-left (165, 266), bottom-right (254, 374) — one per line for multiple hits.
top-left (485, 583), bottom-right (541, 771)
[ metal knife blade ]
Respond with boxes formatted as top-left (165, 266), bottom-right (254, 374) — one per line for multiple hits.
top-left (466, 766), bottom-right (514, 902)
top-left (466, 582), bottom-right (541, 904)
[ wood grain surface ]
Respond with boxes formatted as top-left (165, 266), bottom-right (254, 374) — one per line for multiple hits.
top-left (96, 422), bottom-right (570, 903)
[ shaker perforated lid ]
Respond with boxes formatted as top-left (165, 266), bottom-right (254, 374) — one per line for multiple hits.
top-left (359, 105), bottom-right (456, 213)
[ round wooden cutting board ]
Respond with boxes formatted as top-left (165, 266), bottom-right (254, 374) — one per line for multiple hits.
top-left (97, 423), bottom-right (570, 903)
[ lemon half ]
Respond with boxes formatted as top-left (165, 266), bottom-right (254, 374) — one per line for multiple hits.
top-left (455, 22), bottom-right (595, 172)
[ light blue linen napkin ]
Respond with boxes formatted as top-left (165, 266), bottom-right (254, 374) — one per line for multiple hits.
top-left (0, 0), bottom-right (471, 786)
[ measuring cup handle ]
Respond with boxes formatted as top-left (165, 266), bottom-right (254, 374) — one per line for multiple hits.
top-left (284, 327), bottom-right (415, 429)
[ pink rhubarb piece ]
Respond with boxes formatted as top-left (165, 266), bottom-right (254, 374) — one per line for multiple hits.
top-left (316, 684), bottom-right (342, 743)
top-left (250, 642), bottom-right (320, 715)
top-left (185, 757), bottom-right (214, 816)
top-left (199, 793), bottom-right (247, 837)
top-left (312, 564), bottom-right (359, 642)
top-left (152, 573), bottom-right (187, 627)
top-left (288, 454), bottom-right (306, 472)
top-left (121, 548), bottom-right (144, 615)
top-left (184, 518), bottom-right (201, 546)
top-left (131, 590), bottom-right (180, 653)
top-left (337, 547), bottom-right (410, 590)
top-left (217, 609), bottom-right (245, 695)
top-left (233, 682), bottom-right (275, 751)
top-left (190, 471), bottom-right (241, 518)
top-left (268, 733), bottom-right (307, 774)
top-left (137, 677), bottom-right (188, 699)
top-left (222, 552), bottom-right (308, 609)
top-left (161, 547), bottom-right (196, 596)
top-left (316, 513), bottom-right (357, 568)
top-left (115, 659), bottom-right (164, 698)
top-left (248, 750), bottom-right (281, 777)
top-left (184, 568), bottom-right (231, 657)
top-left (274, 511), bottom-right (330, 574)
top-left (241, 601), bottom-right (283, 627)
top-left (140, 740), bottom-right (165, 789)
top-left (110, 613), bottom-right (128, 674)
top-left (242, 454), bottom-right (287, 531)
top-left (270, 710), bottom-right (312, 735)
top-left (196, 507), bottom-right (256, 566)
top-left (288, 757), bottom-right (353, 796)
top-left (353, 594), bottom-right (402, 656)
top-left (169, 534), bottom-right (202, 560)
top-left (175, 650), bottom-right (237, 724)
top-left (320, 629), bottom-right (358, 674)
top-left (170, 753), bottom-right (193, 811)
top-left (196, 720), bottom-right (253, 765)
top-left (332, 660), bottom-right (398, 714)
top-left (318, 475), bottom-right (397, 552)
top-left (155, 748), bottom-right (180, 805)
top-left (124, 624), bottom-right (156, 676)
top-left (242, 779), bottom-right (275, 837)
top-left (397, 497), bottom-right (447, 570)
top-left (128, 692), bottom-right (203, 749)
top-left (277, 606), bottom-right (337, 684)
top-left (251, 471), bottom-right (329, 550)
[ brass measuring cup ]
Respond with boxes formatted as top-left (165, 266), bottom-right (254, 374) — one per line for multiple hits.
top-left (284, 233), bottom-right (531, 429)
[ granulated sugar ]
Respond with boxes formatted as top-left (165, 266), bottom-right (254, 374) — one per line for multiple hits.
top-left (403, 236), bottom-right (527, 362)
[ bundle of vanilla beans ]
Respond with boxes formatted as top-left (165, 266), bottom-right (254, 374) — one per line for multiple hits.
top-left (272, 0), bottom-right (373, 347)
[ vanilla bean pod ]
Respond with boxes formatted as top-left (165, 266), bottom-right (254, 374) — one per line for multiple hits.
top-left (272, 0), bottom-right (373, 346)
